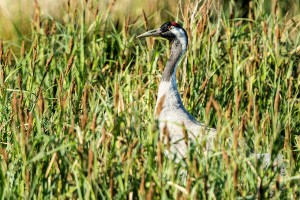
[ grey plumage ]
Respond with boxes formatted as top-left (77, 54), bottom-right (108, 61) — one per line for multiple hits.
top-left (138, 22), bottom-right (216, 160)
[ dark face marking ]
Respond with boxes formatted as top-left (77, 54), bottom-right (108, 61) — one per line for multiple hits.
top-left (158, 22), bottom-right (183, 40)
top-left (160, 22), bottom-right (172, 32)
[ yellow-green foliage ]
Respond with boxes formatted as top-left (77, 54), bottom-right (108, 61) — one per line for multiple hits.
top-left (0, 0), bottom-right (300, 199)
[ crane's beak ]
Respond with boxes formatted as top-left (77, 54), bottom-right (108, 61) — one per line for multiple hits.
top-left (137, 28), bottom-right (162, 38)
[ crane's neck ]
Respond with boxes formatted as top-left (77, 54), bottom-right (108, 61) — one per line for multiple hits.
top-left (155, 38), bottom-right (187, 117)
top-left (161, 39), bottom-right (187, 82)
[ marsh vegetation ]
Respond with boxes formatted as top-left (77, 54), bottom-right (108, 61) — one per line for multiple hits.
top-left (0, 0), bottom-right (300, 199)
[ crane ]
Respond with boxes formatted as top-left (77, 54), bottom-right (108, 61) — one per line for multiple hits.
top-left (137, 22), bottom-right (216, 160)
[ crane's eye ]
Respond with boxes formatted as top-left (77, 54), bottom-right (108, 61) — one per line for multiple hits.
top-left (168, 26), bottom-right (173, 30)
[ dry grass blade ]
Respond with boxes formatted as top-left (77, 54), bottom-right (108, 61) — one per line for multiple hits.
top-left (91, 113), bottom-right (97, 133)
top-left (37, 88), bottom-right (45, 116)
top-left (142, 9), bottom-right (148, 30)
top-left (27, 112), bottom-right (33, 139)
top-left (45, 152), bottom-right (57, 178)
top-left (274, 88), bottom-right (280, 115)
top-left (146, 182), bottom-right (154, 200)
top-left (162, 124), bottom-right (170, 151)
top-left (182, 122), bottom-right (188, 147)
top-left (65, 55), bottom-right (74, 75)
top-left (45, 52), bottom-right (54, 71)
top-left (80, 84), bottom-right (88, 129)
top-left (88, 146), bottom-right (94, 179)
top-left (0, 40), bottom-right (2, 62)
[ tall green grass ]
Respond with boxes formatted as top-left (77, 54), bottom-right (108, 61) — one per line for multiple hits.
top-left (0, 0), bottom-right (300, 199)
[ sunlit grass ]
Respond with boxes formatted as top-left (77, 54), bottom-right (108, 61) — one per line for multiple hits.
top-left (0, 0), bottom-right (300, 199)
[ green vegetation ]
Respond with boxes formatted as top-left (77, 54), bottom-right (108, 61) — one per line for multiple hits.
top-left (0, 0), bottom-right (300, 199)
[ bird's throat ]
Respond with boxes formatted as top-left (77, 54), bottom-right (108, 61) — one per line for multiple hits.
top-left (155, 39), bottom-right (186, 117)
top-left (161, 39), bottom-right (185, 82)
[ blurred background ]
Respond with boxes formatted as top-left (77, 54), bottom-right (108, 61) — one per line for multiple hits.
top-left (0, 0), bottom-right (300, 42)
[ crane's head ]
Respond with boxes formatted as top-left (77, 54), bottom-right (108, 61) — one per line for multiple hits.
top-left (137, 22), bottom-right (188, 46)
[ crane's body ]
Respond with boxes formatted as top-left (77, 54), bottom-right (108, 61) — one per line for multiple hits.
top-left (138, 22), bottom-right (216, 159)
